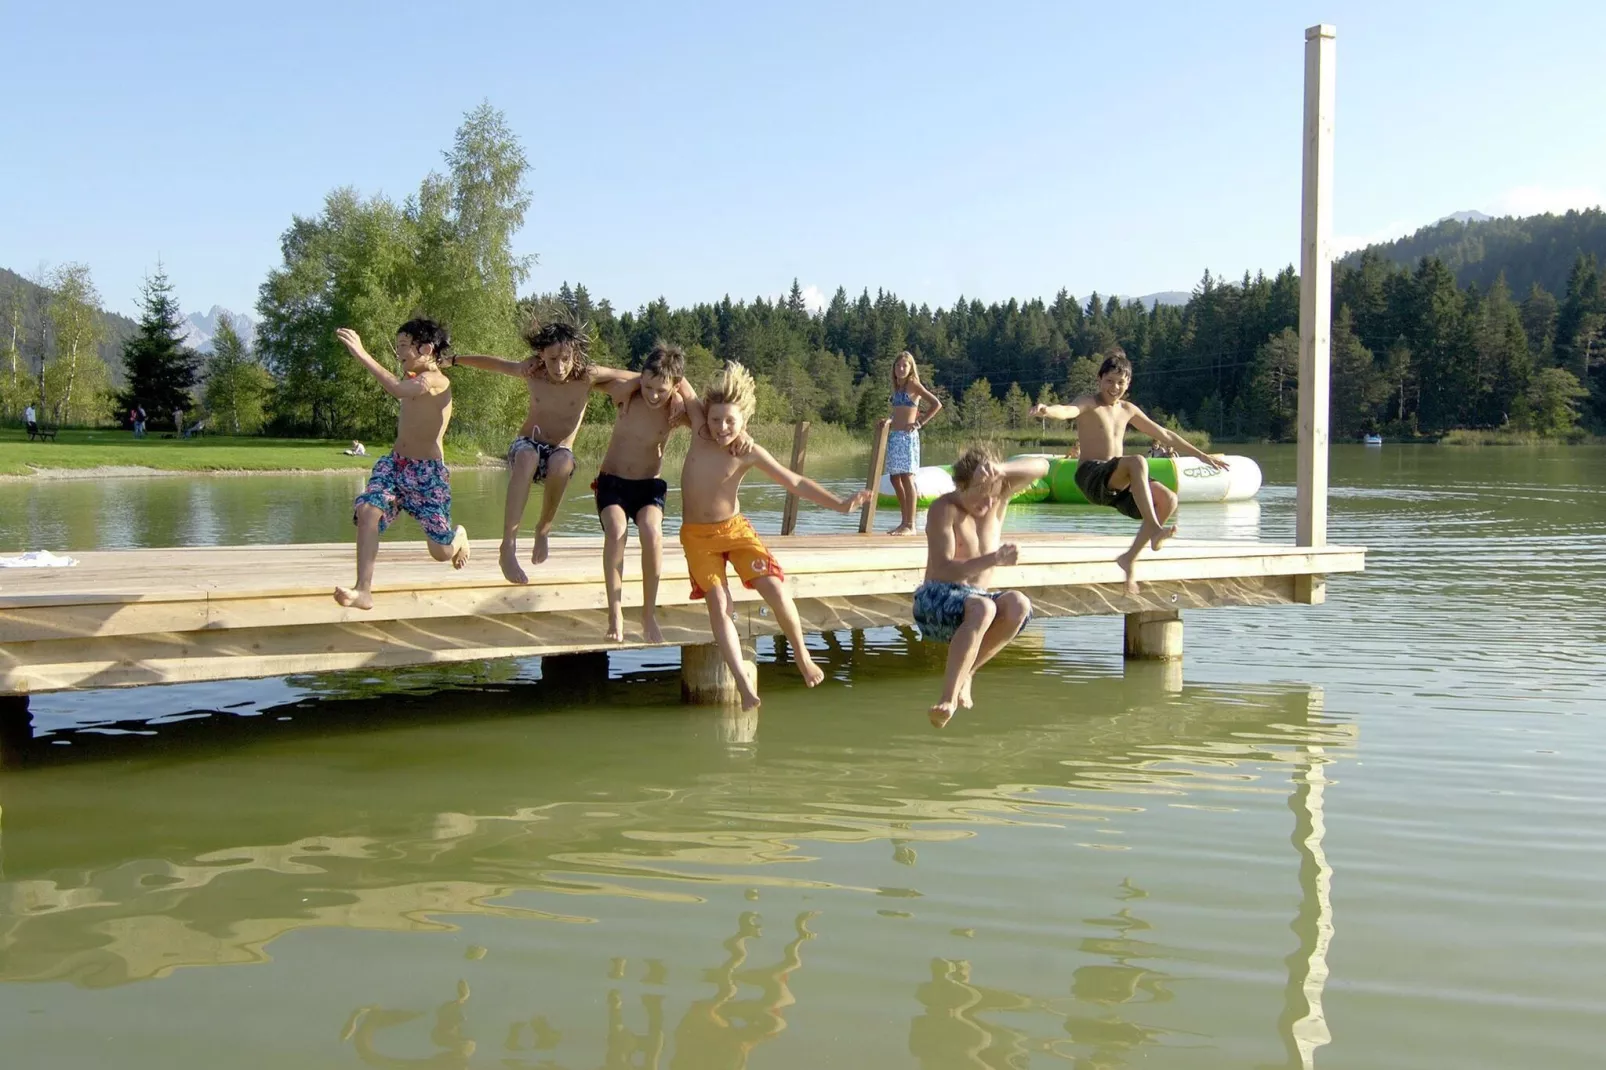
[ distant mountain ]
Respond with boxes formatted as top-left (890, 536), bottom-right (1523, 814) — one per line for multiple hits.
top-left (1341, 207), bottom-right (1606, 296)
top-left (181, 305), bottom-right (257, 354)
top-left (0, 266), bottom-right (137, 386)
top-left (1136, 291), bottom-right (1190, 308)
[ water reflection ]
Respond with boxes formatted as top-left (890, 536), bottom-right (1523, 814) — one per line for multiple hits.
top-left (0, 649), bottom-right (1349, 1067)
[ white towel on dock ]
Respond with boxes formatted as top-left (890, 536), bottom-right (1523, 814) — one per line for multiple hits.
top-left (0, 550), bottom-right (79, 568)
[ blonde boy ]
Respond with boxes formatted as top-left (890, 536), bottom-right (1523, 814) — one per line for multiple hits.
top-left (679, 361), bottom-right (872, 710)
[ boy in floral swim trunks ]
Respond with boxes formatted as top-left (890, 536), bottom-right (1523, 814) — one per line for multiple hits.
top-left (451, 319), bottom-right (629, 584)
top-left (679, 361), bottom-right (873, 711)
top-left (333, 320), bottom-right (470, 611)
top-left (915, 445), bottom-right (1049, 727)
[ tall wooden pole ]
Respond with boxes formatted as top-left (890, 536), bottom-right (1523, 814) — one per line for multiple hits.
top-left (779, 421), bottom-right (811, 536)
top-left (1297, 24), bottom-right (1335, 550)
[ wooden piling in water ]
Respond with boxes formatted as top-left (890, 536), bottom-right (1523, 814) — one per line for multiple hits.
top-left (859, 419), bottom-right (891, 534)
top-left (780, 421), bottom-right (811, 536)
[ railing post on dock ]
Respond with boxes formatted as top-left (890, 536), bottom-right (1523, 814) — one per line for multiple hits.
top-left (780, 420), bottom-right (811, 536)
top-left (1297, 24), bottom-right (1335, 554)
top-left (859, 419), bottom-right (891, 534)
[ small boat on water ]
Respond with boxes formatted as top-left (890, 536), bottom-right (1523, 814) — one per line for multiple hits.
top-left (1363, 434), bottom-right (1383, 446)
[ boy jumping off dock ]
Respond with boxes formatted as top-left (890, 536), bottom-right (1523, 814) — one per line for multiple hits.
top-left (592, 342), bottom-right (696, 644)
top-left (333, 321), bottom-right (469, 611)
top-left (451, 319), bottom-right (628, 584)
top-left (1031, 348), bottom-right (1226, 595)
top-left (917, 445), bottom-right (1047, 727)
top-left (679, 361), bottom-right (873, 711)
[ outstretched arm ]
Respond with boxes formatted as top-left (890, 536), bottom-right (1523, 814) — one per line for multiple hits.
top-left (450, 352), bottom-right (530, 377)
top-left (996, 456), bottom-right (1051, 495)
top-left (913, 382), bottom-right (943, 428)
top-left (335, 329), bottom-right (435, 399)
top-left (750, 444), bottom-right (872, 513)
top-left (1127, 406), bottom-right (1227, 467)
top-left (1030, 401), bottom-right (1083, 421)
top-left (588, 365), bottom-right (634, 390)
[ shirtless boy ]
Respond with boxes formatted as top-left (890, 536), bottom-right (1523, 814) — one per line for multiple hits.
top-left (333, 320), bottom-right (470, 611)
top-left (592, 342), bottom-right (696, 644)
top-left (1031, 348), bottom-right (1227, 594)
top-left (452, 319), bottom-right (627, 584)
top-left (679, 361), bottom-right (873, 711)
top-left (915, 445), bottom-right (1047, 727)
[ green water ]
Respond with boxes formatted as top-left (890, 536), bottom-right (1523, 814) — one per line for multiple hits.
top-left (2, 446), bottom-right (1604, 1068)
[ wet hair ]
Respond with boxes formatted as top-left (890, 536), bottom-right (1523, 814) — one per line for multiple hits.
top-left (952, 442), bottom-right (1000, 489)
top-left (398, 317), bottom-right (451, 359)
top-left (642, 342), bottom-right (686, 382)
top-left (522, 317), bottom-right (592, 381)
top-left (703, 361), bottom-right (757, 421)
top-left (891, 350), bottom-right (920, 390)
top-left (1098, 351), bottom-right (1132, 379)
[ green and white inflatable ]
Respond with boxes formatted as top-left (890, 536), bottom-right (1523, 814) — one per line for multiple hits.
top-left (877, 453), bottom-right (1263, 507)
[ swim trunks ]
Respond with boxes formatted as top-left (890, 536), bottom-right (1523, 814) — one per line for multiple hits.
top-left (593, 472), bottom-right (668, 522)
top-left (354, 452), bottom-right (455, 544)
top-left (679, 514), bottom-right (785, 600)
top-left (1074, 458), bottom-right (1142, 520)
top-left (911, 580), bottom-right (1033, 643)
top-left (508, 436), bottom-right (573, 483)
top-left (886, 428), bottom-right (921, 476)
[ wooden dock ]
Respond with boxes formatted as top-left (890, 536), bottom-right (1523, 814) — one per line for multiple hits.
top-left (0, 534), bottom-right (1363, 698)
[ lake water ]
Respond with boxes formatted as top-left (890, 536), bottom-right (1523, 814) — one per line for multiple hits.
top-left (1, 445), bottom-right (1603, 1069)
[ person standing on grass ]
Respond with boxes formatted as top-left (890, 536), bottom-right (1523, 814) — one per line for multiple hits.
top-left (678, 361), bottom-right (873, 711)
top-left (885, 351), bottom-right (942, 535)
top-left (24, 403), bottom-right (38, 436)
top-left (915, 445), bottom-right (1047, 727)
top-left (134, 405), bottom-right (146, 437)
top-left (1030, 347), bottom-right (1227, 594)
top-left (449, 319), bottom-right (630, 584)
top-left (332, 319), bottom-right (470, 611)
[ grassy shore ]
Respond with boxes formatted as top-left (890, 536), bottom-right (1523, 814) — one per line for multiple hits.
top-left (0, 423), bottom-right (871, 478)
top-left (1437, 428), bottom-right (1600, 446)
top-left (921, 426), bottom-right (1213, 452)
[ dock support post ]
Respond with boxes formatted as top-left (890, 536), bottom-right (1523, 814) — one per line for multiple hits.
top-left (859, 419), bottom-right (891, 534)
top-left (681, 644), bottom-right (757, 706)
top-left (1, 694), bottom-right (31, 768)
top-left (1124, 610), bottom-right (1183, 661)
top-left (1297, 24), bottom-right (1336, 550)
top-left (780, 421), bottom-right (811, 536)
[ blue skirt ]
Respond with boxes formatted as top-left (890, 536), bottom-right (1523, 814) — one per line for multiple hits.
top-left (886, 429), bottom-right (921, 475)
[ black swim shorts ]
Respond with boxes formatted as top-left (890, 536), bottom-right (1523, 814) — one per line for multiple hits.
top-left (593, 472), bottom-right (668, 522)
top-left (1074, 458), bottom-right (1143, 520)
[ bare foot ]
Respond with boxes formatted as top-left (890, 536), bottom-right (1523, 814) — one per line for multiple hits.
top-left (1116, 550), bottom-right (1140, 596)
top-left (642, 615), bottom-right (665, 645)
top-left (1150, 523), bottom-right (1178, 552)
top-left (499, 539), bottom-right (528, 585)
top-left (605, 607), bottom-right (624, 643)
top-left (797, 651), bottom-right (826, 687)
top-left (739, 685), bottom-right (763, 712)
top-left (929, 701), bottom-right (957, 729)
top-left (886, 524), bottom-right (914, 536)
top-left (333, 586), bottom-right (373, 611)
top-left (957, 675), bottom-right (974, 709)
top-left (450, 526), bottom-right (471, 569)
top-left (531, 530), bottom-right (550, 565)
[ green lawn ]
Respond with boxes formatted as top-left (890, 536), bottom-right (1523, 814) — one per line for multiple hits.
top-left (0, 430), bottom-right (483, 476)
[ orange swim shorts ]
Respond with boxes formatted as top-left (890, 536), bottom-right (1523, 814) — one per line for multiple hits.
top-left (678, 514), bottom-right (785, 600)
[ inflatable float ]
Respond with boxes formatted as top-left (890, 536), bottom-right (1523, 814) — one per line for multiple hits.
top-left (877, 453), bottom-right (1263, 508)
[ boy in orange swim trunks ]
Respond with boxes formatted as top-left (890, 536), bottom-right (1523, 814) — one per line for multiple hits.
top-left (679, 361), bottom-right (873, 711)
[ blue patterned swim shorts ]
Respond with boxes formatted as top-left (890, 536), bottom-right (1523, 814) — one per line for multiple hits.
top-left (912, 580), bottom-right (1033, 643)
top-left (886, 429), bottom-right (921, 476)
top-left (354, 453), bottom-right (455, 544)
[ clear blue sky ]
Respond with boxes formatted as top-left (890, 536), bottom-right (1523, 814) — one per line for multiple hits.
top-left (3, 0), bottom-right (1603, 321)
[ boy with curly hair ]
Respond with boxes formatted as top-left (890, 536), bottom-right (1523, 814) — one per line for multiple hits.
top-left (451, 318), bottom-right (630, 583)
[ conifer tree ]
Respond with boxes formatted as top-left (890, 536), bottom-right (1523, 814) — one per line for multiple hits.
top-left (120, 265), bottom-right (199, 424)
